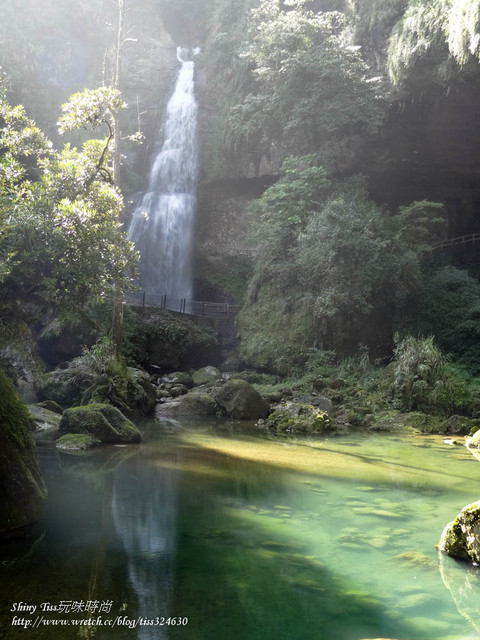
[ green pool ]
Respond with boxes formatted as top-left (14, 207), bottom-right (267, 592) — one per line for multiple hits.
top-left (2, 421), bottom-right (480, 640)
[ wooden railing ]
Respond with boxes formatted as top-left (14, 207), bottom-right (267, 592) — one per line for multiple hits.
top-left (430, 233), bottom-right (480, 252)
top-left (125, 290), bottom-right (240, 319)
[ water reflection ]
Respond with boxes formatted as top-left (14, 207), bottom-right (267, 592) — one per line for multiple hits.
top-left (112, 454), bottom-right (179, 639)
top-left (439, 549), bottom-right (480, 634)
top-left (4, 429), bottom-right (480, 640)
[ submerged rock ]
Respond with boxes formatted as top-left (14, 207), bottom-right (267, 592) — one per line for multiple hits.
top-left (0, 370), bottom-right (47, 538)
top-left (438, 501), bottom-right (480, 563)
top-left (59, 403), bottom-right (141, 444)
top-left (265, 402), bottom-right (333, 434)
top-left (192, 365), bottom-right (221, 386)
top-left (387, 551), bottom-right (437, 569)
top-left (215, 379), bottom-right (268, 420)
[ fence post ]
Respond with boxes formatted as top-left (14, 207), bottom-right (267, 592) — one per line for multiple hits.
top-left (142, 291), bottom-right (146, 307)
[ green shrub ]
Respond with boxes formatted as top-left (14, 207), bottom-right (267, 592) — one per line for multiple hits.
top-left (382, 335), bottom-right (477, 415)
top-left (409, 266), bottom-right (480, 373)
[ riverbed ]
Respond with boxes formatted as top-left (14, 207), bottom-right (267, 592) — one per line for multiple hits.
top-left (2, 421), bottom-right (480, 639)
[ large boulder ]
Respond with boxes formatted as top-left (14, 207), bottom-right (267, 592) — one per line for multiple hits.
top-left (0, 370), bottom-right (47, 538)
top-left (438, 501), bottom-right (480, 563)
top-left (59, 403), bottom-right (141, 444)
top-left (192, 365), bottom-right (221, 386)
top-left (155, 391), bottom-right (218, 418)
top-left (90, 367), bottom-right (157, 417)
top-left (133, 308), bottom-right (220, 369)
top-left (162, 371), bottom-right (193, 388)
top-left (36, 369), bottom-right (93, 407)
top-left (265, 402), bottom-right (333, 434)
top-left (28, 405), bottom-right (62, 433)
top-left (0, 337), bottom-right (43, 404)
top-left (215, 379), bottom-right (268, 420)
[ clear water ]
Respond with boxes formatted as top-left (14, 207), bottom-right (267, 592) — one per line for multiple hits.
top-left (2, 423), bottom-right (480, 640)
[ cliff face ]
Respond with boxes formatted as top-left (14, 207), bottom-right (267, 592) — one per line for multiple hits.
top-left (191, 0), bottom-right (480, 283)
top-left (6, 0), bottom-right (480, 298)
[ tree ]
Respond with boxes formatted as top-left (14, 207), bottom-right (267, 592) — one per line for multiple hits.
top-left (0, 87), bottom-right (137, 338)
top-left (238, 155), bottom-right (447, 372)
top-left (227, 1), bottom-right (383, 174)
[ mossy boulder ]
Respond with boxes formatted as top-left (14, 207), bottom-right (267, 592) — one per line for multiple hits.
top-left (28, 405), bottom-right (62, 432)
top-left (265, 402), bottom-right (333, 434)
top-left (89, 367), bottom-right (156, 417)
top-left (438, 501), bottom-right (480, 563)
top-left (36, 369), bottom-right (93, 407)
top-left (155, 390), bottom-right (218, 418)
top-left (215, 379), bottom-right (268, 420)
top-left (372, 411), bottom-right (442, 433)
top-left (164, 371), bottom-right (193, 388)
top-left (169, 384), bottom-right (189, 397)
top-left (56, 433), bottom-right (100, 451)
top-left (192, 365), bottom-right (221, 386)
top-left (36, 400), bottom-right (63, 414)
top-left (0, 370), bottom-right (47, 538)
top-left (134, 309), bottom-right (220, 369)
top-left (444, 415), bottom-right (479, 435)
top-left (59, 403), bottom-right (141, 444)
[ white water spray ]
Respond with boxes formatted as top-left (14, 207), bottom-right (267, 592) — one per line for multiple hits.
top-left (129, 47), bottom-right (200, 299)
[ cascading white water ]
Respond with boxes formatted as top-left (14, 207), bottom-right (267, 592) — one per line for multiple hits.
top-left (129, 47), bottom-right (200, 299)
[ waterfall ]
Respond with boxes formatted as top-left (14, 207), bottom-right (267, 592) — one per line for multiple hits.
top-left (129, 47), bottom-right (200, 300)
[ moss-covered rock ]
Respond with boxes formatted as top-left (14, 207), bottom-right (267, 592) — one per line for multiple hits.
top-left (36, 369), bottom-right (93, 407)
top-left (88, 367), bottom-right (157, 418)
top-left (0, 370), bottom-right (47, 538)
top-left (130, 308), bottom-right (220, 370)
top-left (59, 403), bottom-right (141, 444)
top-left (438, 501), bottom-right (480, 563)
top-left (36, 400), bottom-right (63, 414)
top-left (444, 415), bottom-right (479, 435)
top-left (28, 405), bottom-right (62, 432)
top-left (164, 371), bottom-right (193, 388)
top-left (372, 411), bottom-right (442, 433)
top-left (192, 365), bottom-right (221, 386)
top-left (155, 390), bottom-right (218, 418)
top-left (215, 379), bottom-right (268, 419)
top-left (169, 384), bottom-right (189, 397)
top-left (56, 433), bottom-right (100, 451)
top-left (265, 402), bottom-right (333, 434)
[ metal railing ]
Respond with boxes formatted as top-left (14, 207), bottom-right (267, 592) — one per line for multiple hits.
top-left (430, 233), bottom-right (480, 252)
top-left (124, 290), bottom-right (240, 319)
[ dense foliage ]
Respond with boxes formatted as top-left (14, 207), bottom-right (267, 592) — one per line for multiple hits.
top-left (0, 86), bottom-right (137, 339)
top-left (387, 0), bottom-right (480, 84)
top-left (227, 0), bottom-right (383, 174)
top-left (238, 154), bottom-right (446, 373)
top-left (407, 265), bottom-right (480, 372)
